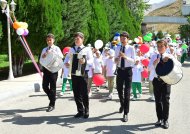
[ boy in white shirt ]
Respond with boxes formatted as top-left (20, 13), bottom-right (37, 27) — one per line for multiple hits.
top-left (131, 56), bottom-right (143, 101)
top-left (104, 49), bottom-right (116, 100)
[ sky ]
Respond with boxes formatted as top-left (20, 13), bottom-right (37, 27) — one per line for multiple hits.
top-left (147, 0), bottom-right (165, 4)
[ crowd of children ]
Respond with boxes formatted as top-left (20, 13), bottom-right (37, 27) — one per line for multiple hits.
top-left (59, 33), bottom-right (188, 103)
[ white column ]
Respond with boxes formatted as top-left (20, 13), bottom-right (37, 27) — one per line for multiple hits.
top-left (7, 4), bottom-right (14, 80)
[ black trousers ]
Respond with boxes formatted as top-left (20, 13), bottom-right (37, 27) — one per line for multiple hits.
top-left (116, 67), bottom-right (132, 114)
top-left (42, 68), bottom-right (58, 107)
top-left (72, 75), bottom-right (89, 114)
top-left (153, 78), bottom-right (171, 121)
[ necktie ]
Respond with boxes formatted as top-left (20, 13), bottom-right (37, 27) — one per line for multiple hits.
top-left (77, 47), bottom-right (81, 53)
top-left (121, 46), bottom-right (125, 68)
top-left (160, 54), bottom-right (163, 61)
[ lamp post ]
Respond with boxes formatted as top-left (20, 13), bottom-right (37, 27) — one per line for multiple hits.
top-left (0, 0), bottom-right (16, 80)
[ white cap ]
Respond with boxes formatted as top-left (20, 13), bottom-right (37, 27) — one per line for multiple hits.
top-left (96, 50), bottom-right (101, 54)
top-left (108, 49), bottom-right (115, 57)
top-left (165, 34), bottom-right (171, 37)
top-left (135, 56), bottom-right (140, 61)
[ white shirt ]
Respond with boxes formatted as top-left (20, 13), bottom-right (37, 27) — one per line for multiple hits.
top-left (115, 44), bottom-right (136, 67)
top-left (132, 64), bottom-right (143, 82)
top-left (64, 44), bottom-right (94, 71)
top-left (62, 64), bottom-right (70, 79)
top-left (41, 44), bottom-right (63, 59)
top-left (93, 57), bottom-right (103, 74)
top-left (176, 48), bottom-right (182, 56)
top-left (87, 63), bottom-right (94, 78)
top-left (105, 57), bottom-right (116, 77)
top-left (148, 51), bottom-right (159, 81)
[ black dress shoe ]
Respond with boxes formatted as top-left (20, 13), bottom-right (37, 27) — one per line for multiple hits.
top-left (155, 120), bottom-right (162, 127)
top-left (119, 107), bottom-right (123, 113)
top-left (46, 106), bottom-right (54, 112)
top-left (84, 112), bottom-right (89, 119)
top-left (74, 112), bottom-right (84, 118)
top-left (162, 120), bottom-right (169, 129)
top-left (122, 114), bottom-right (128, 122)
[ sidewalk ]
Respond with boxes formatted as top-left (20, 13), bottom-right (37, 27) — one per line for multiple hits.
top-left (0, 73), bottom-right (42, 102)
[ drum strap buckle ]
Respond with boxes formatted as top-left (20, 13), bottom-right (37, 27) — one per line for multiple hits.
top-left (157, 76), bottom-right (162, 81)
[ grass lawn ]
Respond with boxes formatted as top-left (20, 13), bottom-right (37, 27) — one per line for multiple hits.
top-left (0, 54), bottom-right (9, 68)
top-left (0, 54), bottom-right (40, 80)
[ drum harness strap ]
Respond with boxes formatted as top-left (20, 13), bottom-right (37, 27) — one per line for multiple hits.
top-left (157, 54), bottom-right (164, 83)
top-left (73, 46), bottom-right (86, 53)
top-left (72, 46), bottom-right (88, 78)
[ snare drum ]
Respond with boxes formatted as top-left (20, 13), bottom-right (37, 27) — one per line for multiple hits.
top-left (156, 58), bottom-right (183, 85)
top-left (40, 52), bottom-right (63, 73)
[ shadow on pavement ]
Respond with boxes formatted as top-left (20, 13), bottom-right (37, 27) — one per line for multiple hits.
top-left (85, 123), bottom-right (157, 134)
top-left (1, 111), bottom-right (119, 127)
top-left (0, 107), bottom-right (157, 133)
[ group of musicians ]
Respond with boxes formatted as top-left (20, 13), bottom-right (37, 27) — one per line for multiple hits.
top-left (40, 32), bottom-right (179, 129)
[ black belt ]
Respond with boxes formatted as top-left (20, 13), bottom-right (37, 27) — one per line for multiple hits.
top-left (118, 67), bottom-right (132, 70)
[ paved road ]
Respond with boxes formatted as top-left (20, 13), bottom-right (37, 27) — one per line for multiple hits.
top-left (0, 61), bottom-right (190, 134)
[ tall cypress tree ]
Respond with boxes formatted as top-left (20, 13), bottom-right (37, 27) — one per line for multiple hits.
top-left (103, 0), bottom-right (141, 39)
top-left (62, 0), bottom-right (91, 46)
top-left (87, 0), bottom-right (110, 44)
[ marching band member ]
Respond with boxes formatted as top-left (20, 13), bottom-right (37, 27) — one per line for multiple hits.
top-left (40, 33), bottom-right (63, 112)
top-left (149, 40), bottom-right (181, 129)
top-left (115, 31), bottom-right (136, 122)
top-left (64, 32), bottom-right (93, 119)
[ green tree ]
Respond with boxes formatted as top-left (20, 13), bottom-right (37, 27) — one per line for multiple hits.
top-left (179, 16), bottom-right (190, 41)
top-left (102, 0), bottom-right (141, 40)
top-left (62, 0), bottom-right (91, 46)
top-left (0, 22), bottom-right (2, 41)
top-left (179, 25), bottom-right (190, 40)
top-left (157, 30), bottom-right (164, 39)
top-left (88, 0), bottom-right (110, 44)
top-left (0, 0), bottom-right (64, 76)
top-left (126, 0), bottom-right (150, 23)
top-left (119, 0), bottom-right (141, 39)
top-left (169, 32), bottom-right (176, 40)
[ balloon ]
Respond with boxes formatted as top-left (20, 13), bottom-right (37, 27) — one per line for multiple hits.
top-left (138, 36), bottom-right (143, 44)
top-left (23, 29), bottom-right (29, 36)
top-left (134, 38), bottom-right (140, 43)
top-left (143, 35), bottom-right (151, 42)
top-left (141, 58), bottom-right (150, 67)
top-left (142, 68), bottom-right (148, 78)
top-left (128, 40), bottom-right (132, 44)
top-left (140, 44), bottom-right (150, 53)
top-left (94, 40), bottom-right (103, 49)
top-left (172, 39), bottom-right (177, 43)
top-left (93, 74), bottom-right (105, 86)
top-left (181, 44), bottom-right (188, 49)
top-left (13, 22), bottom-right (21, 29)
top-left (16, 28), bottom-right (24, 35)
top-left (62, 47), bottom-right (71, 55)
top-left (20, 22), bottom-right (28, 29)
top-left (147, 33), bottom-right (153, 37)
